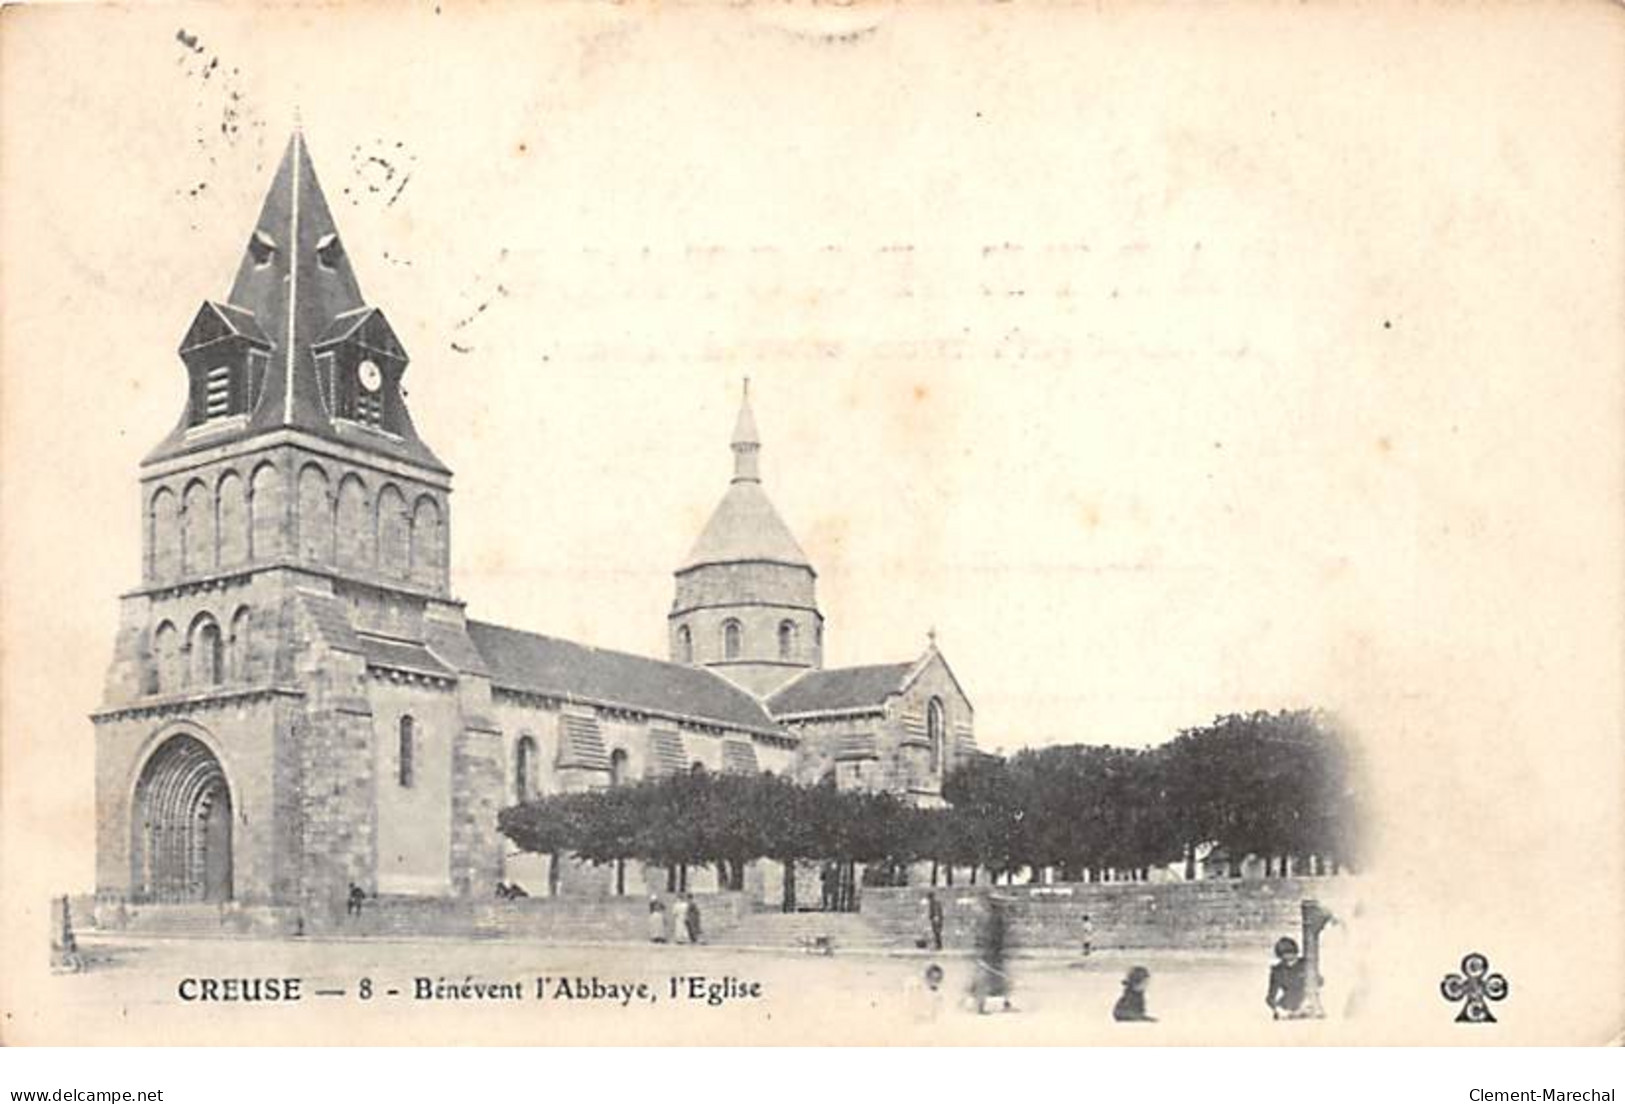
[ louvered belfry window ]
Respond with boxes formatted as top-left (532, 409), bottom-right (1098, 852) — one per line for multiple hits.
top-left (205, 364), bottom-right (233, 420)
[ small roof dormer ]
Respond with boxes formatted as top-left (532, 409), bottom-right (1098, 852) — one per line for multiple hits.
top-left (147, 130), bottom-right (445, 473)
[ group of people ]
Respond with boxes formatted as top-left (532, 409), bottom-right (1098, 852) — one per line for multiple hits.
top-left (1111, 933), bottom-right (1323, 1022)
top-left (915, 888), bottom-right (1328, 1023)
top-left (647, 893), bottom-right (704, 945)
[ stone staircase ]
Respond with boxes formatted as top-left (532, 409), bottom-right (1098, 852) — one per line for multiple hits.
top-left (714, 908), bottom-right (895, 953)
top-left (98, 902), bottom-right (293, 938)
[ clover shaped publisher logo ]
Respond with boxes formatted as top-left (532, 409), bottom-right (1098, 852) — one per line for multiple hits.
top-left (1440, 952), bottom-right (1508, 1023)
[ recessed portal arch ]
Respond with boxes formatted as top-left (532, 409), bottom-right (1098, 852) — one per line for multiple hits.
top-left (129, 732), bottom-right (234, 903)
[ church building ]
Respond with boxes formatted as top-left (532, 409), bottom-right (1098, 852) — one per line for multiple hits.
top-left (92, 133), bottom-right (976, 915)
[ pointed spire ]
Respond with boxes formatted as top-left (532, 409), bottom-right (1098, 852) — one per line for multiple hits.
top-left (731, 377), bottom-right (761, 483)
top-left (224, 130), bottom-right (365, 434)
top-left (147, 130), bottom-right (445, 472)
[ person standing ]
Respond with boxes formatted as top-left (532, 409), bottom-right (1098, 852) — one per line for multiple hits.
top-left (971, 896), bottom-right (1015, 1014)
top-left (1081, 914), bottom-right (1095, 958)
top-left (926, 890), bottom-right (944, 951)
top-left (671, 894), bottom-right (691, 944)
top-left (647, 896), bottom-right (668, 944)
top-left (684, 893), bottom-right (703, 945)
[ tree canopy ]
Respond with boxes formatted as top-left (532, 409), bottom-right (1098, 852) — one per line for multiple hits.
top-left (496, 709), bottom-right (1363, 892)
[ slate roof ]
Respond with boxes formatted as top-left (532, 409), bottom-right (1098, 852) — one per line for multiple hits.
top-left (467, 620), bottom-right (783, 736)
top-left (680, 480), bottom-right (812, 571)
top-left (179, 301), bottom-right (273, 353)
top-left (766, 662), bottom-right (914, 717)
top-left (679, 388), bottom-right (811, 572)
top-left (148, 132), bottom-right (445, 471)
top-left (297, 591), bottom-right (362, 652)
top-left (356, 634), bottom-right (454, 679)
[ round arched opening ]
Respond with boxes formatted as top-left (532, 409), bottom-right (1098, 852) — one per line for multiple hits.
top-left (130, 733), bottom-right (233, 903)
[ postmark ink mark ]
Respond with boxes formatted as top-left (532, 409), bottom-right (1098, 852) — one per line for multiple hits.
top-left (173, 28), bottom-right (268, 229)
top-left (448, 249), bottom-right (512, 353)
top-left (346, 140), bottom-right (417, 210)
top-left (1441, 952), bottom-right (1508, 1023)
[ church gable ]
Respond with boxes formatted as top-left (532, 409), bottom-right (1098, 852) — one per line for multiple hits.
top-left (892, 648), bottom-right (975, 772)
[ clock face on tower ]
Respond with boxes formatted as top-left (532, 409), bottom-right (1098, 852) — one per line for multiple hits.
top-left (357, 359), bottom-right (383, 393)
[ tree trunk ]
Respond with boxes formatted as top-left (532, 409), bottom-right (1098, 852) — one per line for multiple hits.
top-left (781, 858), bottom-right (796, 913)
top-left (1184, 844), bottom-right (1197, 882)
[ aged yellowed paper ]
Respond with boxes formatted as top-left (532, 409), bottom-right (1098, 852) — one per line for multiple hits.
top-left (1, 0), bottom-right (1621, 1046)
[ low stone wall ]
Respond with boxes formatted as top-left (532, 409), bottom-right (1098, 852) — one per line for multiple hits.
top-left (86, 891), bottom-right (754, 943)
top-left (860, 877), bottom-right (1359, 951)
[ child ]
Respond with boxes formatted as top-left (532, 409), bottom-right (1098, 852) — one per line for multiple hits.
top-left (909, 963), bottom-right (948, 1023)
top-left (1112, 966), bottom-right (1155, 1021)
top-left (1081, 914), bottom-right (1095, 958)
top-left (1266, 936), bottom-right (1316, 1019)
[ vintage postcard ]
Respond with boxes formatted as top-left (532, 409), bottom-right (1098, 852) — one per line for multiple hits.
top-left (0, 1), bottom-right (1621, 1047)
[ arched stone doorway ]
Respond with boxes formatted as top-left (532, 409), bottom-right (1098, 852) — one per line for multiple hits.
top-left (130, 733), bottom-right (233, 903)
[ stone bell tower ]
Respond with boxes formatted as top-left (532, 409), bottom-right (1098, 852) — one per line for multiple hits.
top-left (93, 131), bottom-right (499, 917)
top-left (669, 382), bottom-right (824, 699)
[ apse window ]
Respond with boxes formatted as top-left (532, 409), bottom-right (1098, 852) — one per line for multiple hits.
top-left (398, 716), bottom-right (416, 788)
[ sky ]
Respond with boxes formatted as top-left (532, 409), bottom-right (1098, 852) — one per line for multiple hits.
top-left (2, 2), bottom-right (1623, 926)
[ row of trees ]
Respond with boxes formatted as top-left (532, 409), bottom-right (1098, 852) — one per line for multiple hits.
top-left (944, 709), bottom-right (1361, 881)
top-left (496, 709), bottom-right (1363, 909)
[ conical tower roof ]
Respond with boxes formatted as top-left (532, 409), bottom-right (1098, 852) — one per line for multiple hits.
top-left (680, 383), bottom-right (811, 572)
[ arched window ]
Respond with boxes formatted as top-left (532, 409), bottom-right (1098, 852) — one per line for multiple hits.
top-left (722, 619), bottom-right (742, 661)
top-left (514, 735), bottom-right (536, 802)
top-left (677, 625), bottom-right (693, 664)
top-left (927, 697), bottom-right (947, 774)
top-left (409, 494), bottom-right (444, 587)
top-left (190, 616), bottom-right (224, 686)
top-left (778, 620), bottom-right (797, 660)
top-left (229, 606), bottom-right (252, 682)
top-left (182, 480), bottom-right (215, 576)
top-left (151, 621), bottom-right (180, 694)
top-left (609, 748), bottom-right (629, 788)
top-left (398, 716), bottom-right (416, 788)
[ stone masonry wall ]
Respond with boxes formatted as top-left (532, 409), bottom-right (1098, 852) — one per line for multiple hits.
top-left (862, 878), bottom-right (1361, 951)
